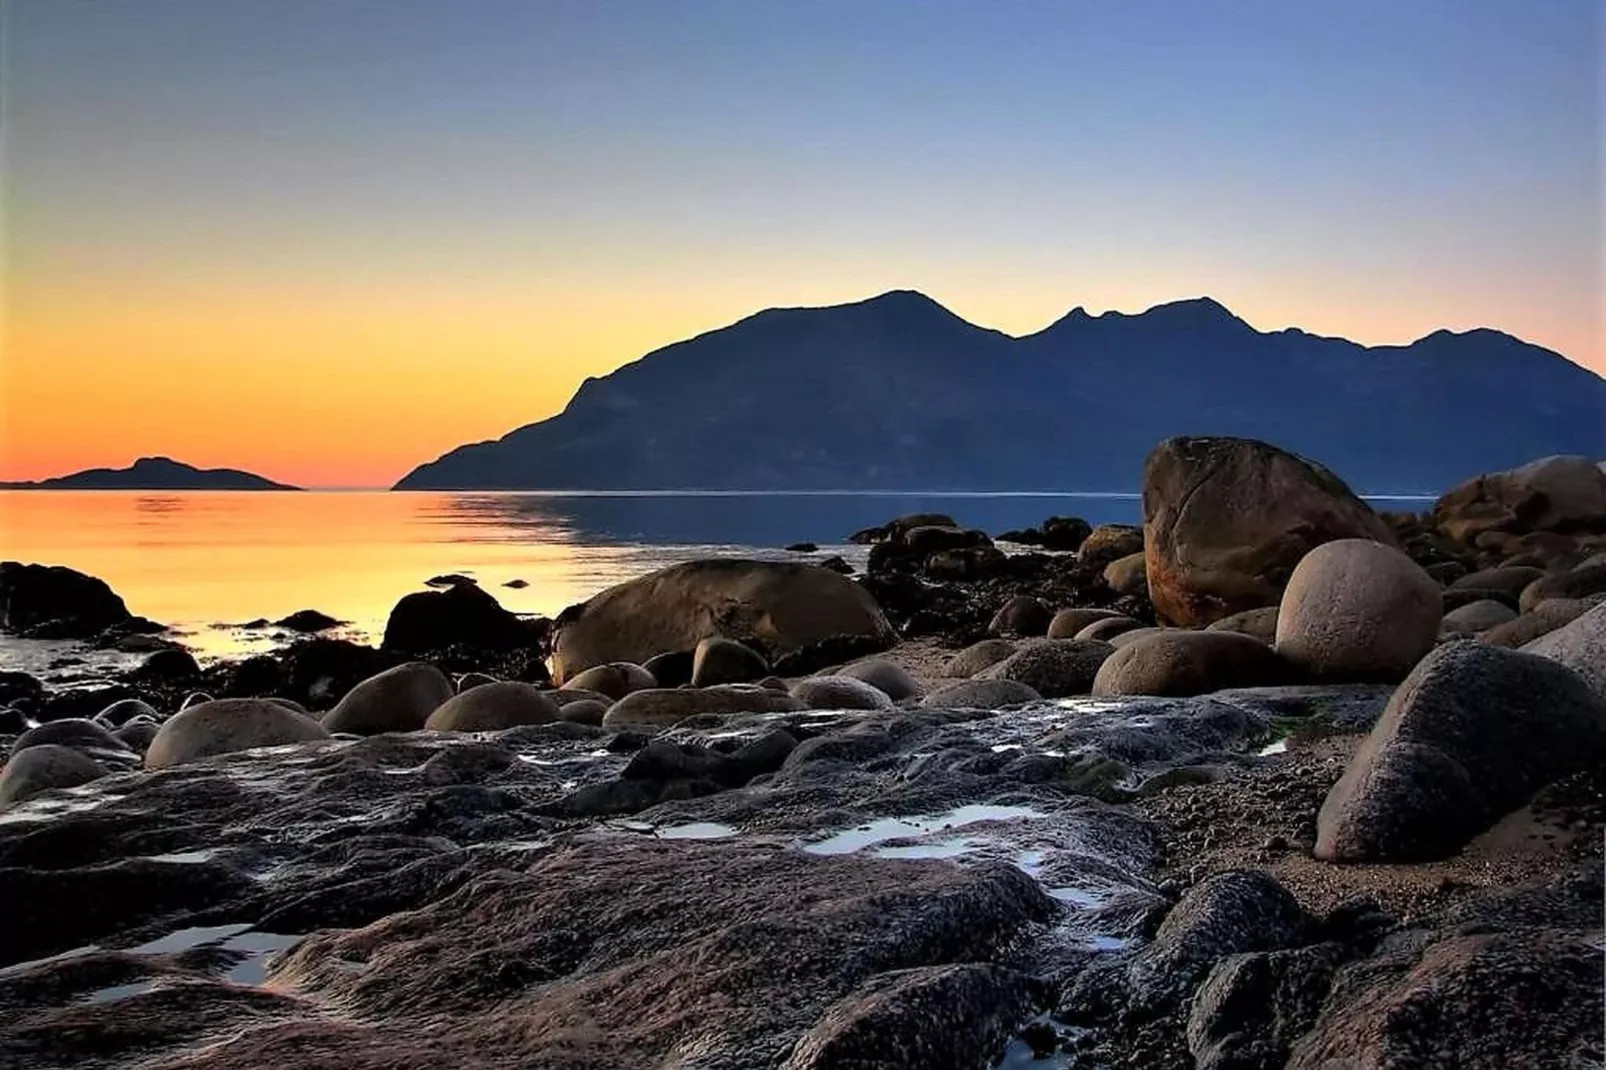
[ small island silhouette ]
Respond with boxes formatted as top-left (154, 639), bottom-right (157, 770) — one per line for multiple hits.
top-left (1, 456), bottom-right (301, 491)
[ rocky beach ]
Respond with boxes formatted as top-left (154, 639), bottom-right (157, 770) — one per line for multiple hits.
top-left (1, 436), bottom-right (1603, 1069)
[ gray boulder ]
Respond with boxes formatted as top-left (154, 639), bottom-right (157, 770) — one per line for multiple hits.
top-left (1275, 539), bottom-right (1441, 682)
top-left (562, 662), bottom-right (657, 700)
top-left (146, 698), bottom-right (330, 769)
top-left (1521, 601), bottom-right (1606, 700)
top-left (1047, 607), bottom-right (1120, 639)
top-left (0, 745), bottom-right (108, 808)
top-left (1449, 566), bottom-right (1545, 600)
top-left (1480, 596), bottom-right (1603, 648)
top-left (1093, 631), bottom-right (1291, 697)
top-left (10, 718), bottom-right (127, 759)
top-left (921, 679), bottom-right (1043, 709)
top-left (978, 639), bottom-right (1115, 698)
top-left (1439, 599), bottom-right (1517, 635)
top-left (1315, 642), bottom-right (1606, 861)
top-left (790, 676), bottom-right (896, 711)
top-left (322, 662), bottom-right (455, 735)
top-left (942, 639), bottom-right (1017, 678)
top-left (1074, 615), bottom-right (1143, 642)
top-left (834, 658), bottom-right (922, 701)
top-left (1204, 606), bottom-right (1280, 643)
top-left (424, 681), bottom-right (560, 732)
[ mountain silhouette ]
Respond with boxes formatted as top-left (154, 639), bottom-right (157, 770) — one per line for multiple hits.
top-left (3, 456), bottom-right (301, 491)
top-left (394, 292), bottom-right (1606, 493)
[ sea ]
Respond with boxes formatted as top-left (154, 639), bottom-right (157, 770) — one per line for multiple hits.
top-left (0, 489), bottom-right (1433, 669)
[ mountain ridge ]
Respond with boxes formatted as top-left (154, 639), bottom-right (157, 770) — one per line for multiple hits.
top-left (3, 456), bottom-right (301, 491)
top-left (394, 291), bottom-right (1606, 494)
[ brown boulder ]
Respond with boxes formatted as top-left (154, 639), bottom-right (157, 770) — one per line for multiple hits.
top-left (1205, 606), bottom-right (1280, 643)
top-left (1078, 524), bottom-right (1145, 568)
top-left (147, 698), bottom-right (330, 769)
top-left (561, 662), bottom-right (657, 700)
top-left (987, 595), bottom-right (1052, 638)
top-left (1143, 437), bottom-right (1395, 627)
top-left (942, 639), bottom-right (1017, 678)
top-left (1102, 552), bottom-right (1148, 596)
top-left (551, 560), bottom-right (895, 683)
top-left (424, 681), bottom-right (560, 732)
top-left (1517, 559), bottom-right (1606, 613)
top-left (1046, 607), bottom-right (1119, 639)
top-left (1431, 454), bottom-right (1606, 543)
top-left (1480, 596), bottom-right (1604, 648)
top-left (601, 686), bottom-right (806, 726)
top-left (1092, 630), bottom-right (1291, 697)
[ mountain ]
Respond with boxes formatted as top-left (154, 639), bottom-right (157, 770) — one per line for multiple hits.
top-left (3, 456), bottom-right (301, 491)
top-left (394, 292), bottom-right (1606, 493)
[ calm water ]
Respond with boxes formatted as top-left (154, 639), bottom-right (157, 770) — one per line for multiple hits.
top-left (0, 489), bottom-right (1432, 663)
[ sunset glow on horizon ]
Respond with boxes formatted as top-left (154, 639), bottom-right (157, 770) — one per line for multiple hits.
top-left (4, 0), bottom-right (1601, 488)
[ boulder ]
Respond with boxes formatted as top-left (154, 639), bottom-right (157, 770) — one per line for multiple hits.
top-left (1440, 599), bottom-right (1517, 636)
top-left (1517, 559), bottom-right (1606, 613)
top-left (0, 745), bottom-right (108, 808)
top-left (113, 720), bottom-right (159, 752)
top-left (601, 686), bottom-right (806, 727)
top-left (1450, 566), bottom-right (1545, 599)
top-left (1142, 437), bottom-right (1395, 627)
top-left (145, 698), bottom-right (331, 769)
top-left (1046, 607), bottom-right (1119, 639)
top-left (131, 647), bottom-right (201, 681)
top-left (942, 639), bottom-right (1017, 678)
top-left (10, 718), bottom-right (128, 759)
top-left (1188, 944), bottom-right (1346, 1070)
top-left (1431, 454), bottom-right (1606, 543)
top-left (834, 659), bottom-right (922, 701)
top-left (1479, 597), bottom-right (1602, 648)
top-left (790, 676), bottom-right (896, 711)
top-left (921, 679), bottom-right (1043, 709)
top-left (424, 681), bottom-right (560, 732)
top-left (562, 662), bottom-right (658, 700)
top-left (1102, 552), bottom-right (1148, 596)
top-left (276, 609), bottom-right (342, 633)
top-left (1521, 601), bottom-right (1606, 700)
top-left (1205, 606), bottom-right (1280, 643)
top-left (643, 650), bottom-right (695, 688)
top-left (1040, 515), bottom-right (1093, 551)
top-left (691, 637), bottom-right (770, 687)
top-left (94, 698), bottom-right (160, 727)
top-left (1074, 616), bottom-right (1144, 643)
top-left (1275, 540), bottom-right (1442, 682)
top-left (321, 663), bottom-right (455, 735)
top-left (556, 698), bottom-right (610, 726)
top-left (552, 560), bottom-right (895, 683)
top-left (849, 513), bottom-right (958, 544)
top-left (902, 526), bottom-right (991, 555)
top-left (978, 639), bottom-right (1115, 698)
top-left (1108, 626), bottom-right (1168, 648)
top-left (1078, 524), bottom-right (1145, 569)
top-left (1315, 642), bottom-right (1606, 861)
top-left (456, 672), bottom-right (497, 692)
top-left (382, 583), bottom-right (536, 653)
top-left (1093, 631), bottom-right (1291, 697)
top-left (987, 595), bottom-right (1052, 638)
top-left (0, 561), bottom-right (132, 638)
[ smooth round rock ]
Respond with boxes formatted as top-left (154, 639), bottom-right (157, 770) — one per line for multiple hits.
top-left (942, 639), bottom-right (1017, 678)
top-left (456, 672), bottom-right (498, 693)
top-left (114, 720), bottom-right (160, 752)
top-left (790, 676), bottom-right (896, 711)
top-left (424, 681), bottom-right (560, 732)
top-left (988, 596), bottom-right (1053, 638)
top-left (1075, 616), bottom-right (1144, 643)
top-left (1440, 599), bottom-right (1517, 636)
top-left (180, 692), bottom-right (215, 710)
top-left (10, 718), bottom-right (127, 759)
top-left (691, 638), bottom-right (771, 687)
top-left (555, 698), bottom-right (611, 726)
top-left (0, 745), bottom-right (108, 808)
top-left (602, 686), bottom-right (805, 727)
top-left (978, 639), bottom-right (1114, 698)
top-left (642, 650), bottom-right (695, 688)
top-left (322, 662), bottom-right (455, 735)
top-left (1047, 608), bottom-right (1120, 640)
top-left (834, 659), bottom-right (922, 701)
top-left (1204, 606), bottom-right (1280, 643)
top-left (921, 679), bottom-right (1044, 709)
top-left (563, 662), bottom-right (658, 701)
top-left (1103, 552), bottom-right (1148, 596)
top-left (146, 698), bottom-right (330, 769)
top-left (1093, 631), bottom-right (1291, 697)
top-left (95, 698), bottom-right (160, 727)
top-left (1275, 540), bottom-right (1441, 682)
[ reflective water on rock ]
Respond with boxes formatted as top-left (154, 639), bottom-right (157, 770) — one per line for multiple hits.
top-left (802, 804), bottom-right (1047, 856)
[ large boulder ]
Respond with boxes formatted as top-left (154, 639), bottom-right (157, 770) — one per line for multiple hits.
top-left (1431, 454), bottom-right (1606, 543)
top-left (0, 562), bottom-right (132, 638)
top-left (1522, 601), bottom-right (1606, 700)
top-left (1440, 599), bottom-right (1517, 636)
top-left (1315, 642), bottom-right (1606, 861)
top-left (0, 745), bottom-right (108, 808)
top-left (1479, 596), bottom-right (1602, 648)
top-left (1102, 552), bottom-right (1148, 596)
top-left (146, 698), bottom-right (331, 769)
top-left (1275, 540), bottom-right (1442, 682)
top-left (1092, 631), bottom-right (1291, 697)
top-left (552, 560), bottom-right (895, 683)
top-left (978, 639), bottom-right (1114, 698)
top-left (382, 583), bottom-right (538, 653)
top-left (321, 662), bottom-right (455, 735)
top-left (424, 681), bottom-right (560, 732)
top-left (601, 686), bottom-right (806, 726)
top-left (1142, 437), bottom-right (1396, 627)
top-left (1078, 524), bottom-right (1145, 569)
top-left (10, 718), bottom-right (128, 760)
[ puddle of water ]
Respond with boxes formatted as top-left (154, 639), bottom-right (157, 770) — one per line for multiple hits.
top-left (989, 743), bottom-right (1024, 753)
top-left (143, 850), bottom-right (216, 864)
top-left (83, 979), bottom-right (158, 1004)
top-left (221, 931), bottom-right (303, 985)
top-left (130, 923), bottom-right (252, 955)
top-left (992, 1013), bottom-right (1087, 1069)
top-left (1258, 739), bottom-right (1288, 756)
top-left (874, 837), bottom-right (976, 861)
top-left (803, 804), bottom-right (1045, 856)
top-left (1013, 850), bottom-right (1046, 876)
top-left (656, 822), bottom-right (737, 840)
top-left (1048, 886), bottom-right (1110, 908)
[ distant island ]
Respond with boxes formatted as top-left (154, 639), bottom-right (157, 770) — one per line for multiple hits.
top-left (394, 291), bottom-right (1606, 494)
top-left (2, 456), bottom-right (301, 491)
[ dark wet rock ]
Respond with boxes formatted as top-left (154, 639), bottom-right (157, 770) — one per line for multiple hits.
top-left (1518, 559), bottom-right (1606, 613)
top-left (1094, 631), bottom-right (1292, 697)
top-left (0, 561), bottom-right (132, 638)
top-left (850, 512), bottom-right (958, 544)
top-left (772, 634), bottom-right (900, 677)
top-left (0, 671), bottom-right (44, 706)
top-left (94, 698), bottom-right (159, 727)
top-left (220, 654), bottom-right (285, 697)
top-left (1439, 598), bottom-right (1516, 635)
top-left (281, 638), bottom-right (396, 708)
top-left (641, 650), bottom-right (694, 687)
top-left (424, 573), bottom-right (477, 587)
top-left (129, 646), bottom-right (201, 682)
top-left (10, 719), bottom-right (128, 759)
top-left (1316, 642), bottom-right (1606, 861)
top-left (1143, 437), bottom-right (1395, 627)
top-left (146, 698), bottom-right (331, 769)
top-left (903, 525), bottom-right (993, 557)
top-left (1450, 565), bottom-right (1545, 599)
top-left (553, 559), bottom-right (895, 683)
top-left (785, 541), bottom-right (819, 553)
top-left (322, 663), bottom-right (455, 735)
top-left (1187, 943), bottom-right (1348, 1070)
top-left (919, 544), bottom-right (1009, 582)
top-left (274, 608), bottom-right (342, 633)
top-left (555, 698), bottom-right (609, 726)
top-left (1205, 605), bottom-right (1280, 643)
top-left (551, 687), bottom-right (613, 708)
top-left (418, 741), bottom-right (516, 786)
top-left (113, 721), bottom-right (159, 752)
top-left (382, 582), bottom-right (537, 654)
top-left (1286, 928), bottom-right (1603, 1070)
top-left (562, 661), bottom-right (658, 700)
top-left (37, 685), bottom-right (139, 724)
top-left (502, 578), bottom-right (529, 588)
top-left (0, 745), bottom-right (109, 808)
top-left (817, 555), bottom-right (853, 574)
top-left (979, 639), bottom-right (1115, 698)
top-left (455, 671), bottom-right (497, 692)
top-left (942, 639), bottom-right (1017, 678)
top-left (691, 636), bottom-right (771, 686)
top-left (1522, 600), bottom-right (1606, 700)
top-left (784, 963), bottom-right (1034, 1070)
top-left (1047, 607), bottom-right (1119, 639)
top-left (602, 686), bottom-right (806, 726)
top-left (1275, 539), bottom-right (1441, 682)
top-left (791, 676), bottom-right (896, 711)
top-left (424, 681), bottom-right (559, 732)
top-left (922, 679), bottom-right (1043, 709)
top-left (1075, 615), bottom-right (1143, 643)
top-left (833, 658), bottom-right (922, 701)
top-left (1078, 524), bottom-right (1145, 569)
top-left (1040, 515), bottom-right (1094, 551)
top-left (0, 708), bottom-right (26, 733)
top-left (988, 594), bottom-right (1053, 637)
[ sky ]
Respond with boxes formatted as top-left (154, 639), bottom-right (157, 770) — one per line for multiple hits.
top-left (2, 0), bottom-right (1601, 488)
